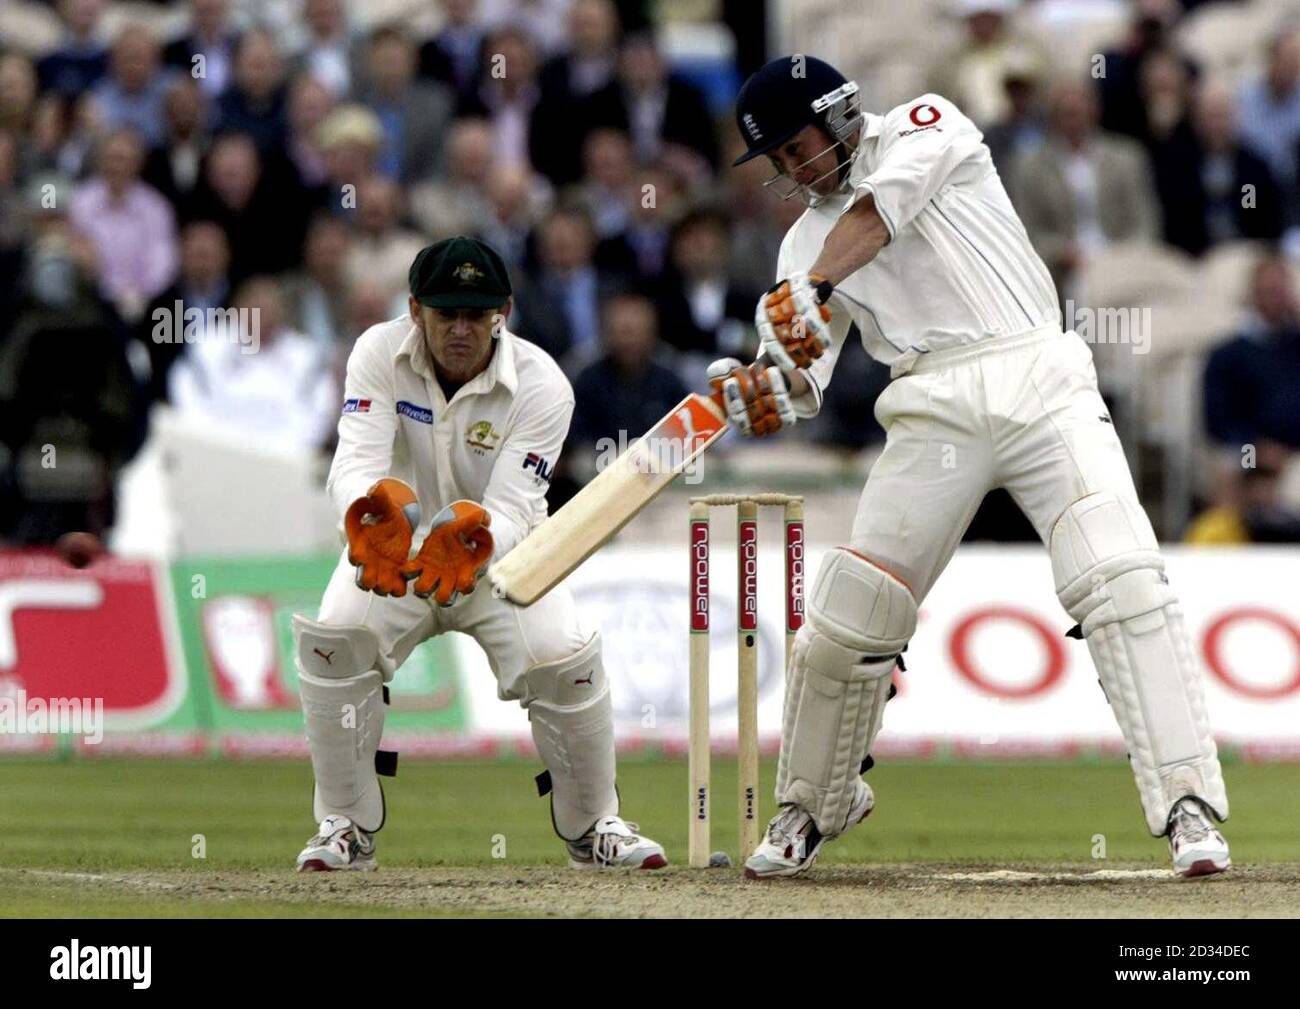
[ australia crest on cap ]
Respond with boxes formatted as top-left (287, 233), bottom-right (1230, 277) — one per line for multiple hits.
top-left (453, 261), bottom-right (485, 286)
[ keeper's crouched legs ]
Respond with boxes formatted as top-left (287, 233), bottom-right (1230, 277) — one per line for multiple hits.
top-left (294, 615), bottom-right (394, 833)
top-left (521, 633), bottom-right (619, 841)
top-left (778, 548), bottom-right (916, 836)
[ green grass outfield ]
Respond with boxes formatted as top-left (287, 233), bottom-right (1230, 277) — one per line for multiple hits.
top-left (1, 758), bottom-right (1296, 917)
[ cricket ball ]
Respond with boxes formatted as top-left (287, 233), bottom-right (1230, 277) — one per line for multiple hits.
top-left (56, 531), bottom-right (104, 569)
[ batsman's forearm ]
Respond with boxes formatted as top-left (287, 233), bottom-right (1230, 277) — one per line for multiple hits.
top-left (809, 193), bottom-right (890, 286)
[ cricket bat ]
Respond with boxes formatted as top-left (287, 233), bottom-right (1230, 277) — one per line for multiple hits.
top-left (489, 390), bottom-right (729, 605)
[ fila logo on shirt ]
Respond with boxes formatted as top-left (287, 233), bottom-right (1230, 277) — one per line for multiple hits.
top-left (522, 452), bottom-right (553, 483)
top-left (342, 398), bottom-right (371, 414)
top-left (899, 103), bottom-right (942, 137)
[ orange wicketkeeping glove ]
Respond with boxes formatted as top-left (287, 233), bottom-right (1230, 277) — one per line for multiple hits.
top-left (344, 478), bottom-right (421, 597)
top-left (401, 500), bottom-right (494, 605)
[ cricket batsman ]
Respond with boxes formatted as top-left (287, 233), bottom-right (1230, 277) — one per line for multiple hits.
top-left (292, 236), bottom-right (666, 871)
top-left (709, 56), bottom-right (1230, 879)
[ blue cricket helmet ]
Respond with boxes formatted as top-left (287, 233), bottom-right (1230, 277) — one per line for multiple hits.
top-left (732, 55), bottom-right (862, 166)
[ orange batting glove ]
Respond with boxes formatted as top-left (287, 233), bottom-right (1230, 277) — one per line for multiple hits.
top-left (401, 500), bottom-right (494, 606)
top-left (756, 270), bottom-right (834, 370)
top-left (706, 357), bottom-right (797, 438)
top-left (344, 478), bottom-right (421, 597)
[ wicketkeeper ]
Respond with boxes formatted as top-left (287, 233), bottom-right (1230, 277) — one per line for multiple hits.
top-left (710, 56), bottom-right (1230, 879)
top-left (293, 237), bottom-right (665, 871)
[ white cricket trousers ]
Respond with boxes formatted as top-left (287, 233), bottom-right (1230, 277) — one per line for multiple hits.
top-left (317, 552), bottom-right (590, 699)
top-left (851, 326), bottom-right (1155, 596)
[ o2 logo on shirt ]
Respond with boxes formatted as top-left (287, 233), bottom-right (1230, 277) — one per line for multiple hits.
top-left (522, 452), bottom-right (553, 483)
top-left (900, 103), bottom-right (943, 137)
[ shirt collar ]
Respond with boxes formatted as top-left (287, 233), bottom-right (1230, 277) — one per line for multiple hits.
top-left (397, 315), bottom-right (519, 399)
top-left (861, 112), bottom-right (884, 140)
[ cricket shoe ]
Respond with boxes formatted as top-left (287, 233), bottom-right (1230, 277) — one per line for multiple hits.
top-left (567, 816), bottom-right (668, 870)
top-left (296, 814), bottom-right (377, 872)
top-left (743, 780), bottom-right (874, 880)
top-left (1167, 797), bottom-right (1231, 878)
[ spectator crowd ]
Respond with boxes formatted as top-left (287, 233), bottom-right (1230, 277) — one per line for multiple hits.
top-left (0, 0), bottom-right (1297, 545)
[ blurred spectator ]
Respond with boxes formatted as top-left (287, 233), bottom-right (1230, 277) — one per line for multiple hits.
top-left (164, 0), bottom-right (238, 99)
top-left (359, 25), bottom-right (454, 184)
top-left (292, 0), bottom-right (361, 97)
top-left (1094, 0), bottom-right (1188, 141)
top-left (587, 31), bottom-right (717, 176)
top-left (1013, 78), bottom-right (1160, 301)
top-left (138, 220), bottom-right (232, 404)
top-left (981, 57), bottom-right (1047, 192)
top-left (343, 175), bottom-right (425, 311)
top-left (1186, 442), bottom-right (1300, 545)
top-left (283, 213), bottom-right (353, 350)
top-left (419, 0), bottom-right (489, 101)
top-left (27, 78), bottom-right (106, 179)
top-left (571, 128), bottom-right (635, 239)
top-left (534, 0), bottom-right (622, 184)
top-left (1202, 255), bottom-right (1300, 450)
top-left (215, 29), bottom-right (290, 153)
top-left (345, 278), bottom-right (393, 338)
top-left (408, 117), bottom-right (493, 237)
top-left (481, 164), bottom-right (546, 270)
top-left (567, 291), bottom-right (688, 477)
top-left (185, 133), bottom-right (306, 282)
top-left (655, 207), bottom-right (751, 359)
top-left (1151, 79), bottom-right (1283, 257)
top-left (0, 131), bottom-right (24, 328)
top-left (1135, 46), bottom-right (1193, 149)
top-left (168, 276), bottom-right (338, 450)
top-left (285, 74), bottom-right (337, 187)
top-left (513, 205), bottom-right (627, 364)
top-left (461, 26), bottom-right (541, 173)
top-left (0, 194), bottom-right (139, 543)
top-left (36, 0), bottom-right (110, 97)
top-left (0, 53), bottom-right (38, 135)
top-left (617, 160), bottom-right (681, 286)
top-left (93, 23), bottom-right (173, 148)
top-left (929, 0), bottom-right (1047, 129)
top-left (141, 77), bottom-right (210, 209)
top-left (316, 103), bottom-right (383, 210)
top-left (70, 129), bottom-right (179, 321)
top-left (1238, 28), bottom-right (1300, 227)
top-left (722, 130), bottom-right (804, 300)
top-left (482, 0), bottom-right (574, 58)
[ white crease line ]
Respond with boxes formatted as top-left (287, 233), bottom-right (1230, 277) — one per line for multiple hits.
top-left (930, 869), bottom-right (1171, 882)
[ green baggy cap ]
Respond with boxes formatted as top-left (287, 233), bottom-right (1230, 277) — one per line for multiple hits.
top-left (409, 236), bottom-right (513, 309)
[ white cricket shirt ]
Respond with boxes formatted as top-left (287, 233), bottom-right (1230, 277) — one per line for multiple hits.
top-left (776, 92), bottom-right (1061, 412)
top-left (327, 315), bottom-right (574, 557)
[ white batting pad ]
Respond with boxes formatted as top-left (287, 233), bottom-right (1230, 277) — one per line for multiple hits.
top-left (778, 549), bottom-right (915, 835)
top-left (1051, 493), bottom-right (1227, 834)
